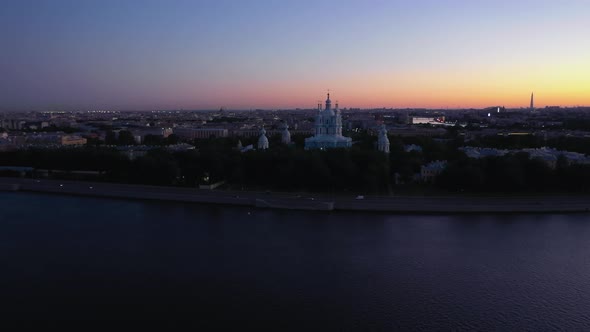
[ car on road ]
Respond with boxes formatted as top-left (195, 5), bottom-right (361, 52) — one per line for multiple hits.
top-left (356, 195), bottom-right (365, 200)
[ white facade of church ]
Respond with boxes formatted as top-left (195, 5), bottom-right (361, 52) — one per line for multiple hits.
top-left (304, 93), bottom-right (352, 150)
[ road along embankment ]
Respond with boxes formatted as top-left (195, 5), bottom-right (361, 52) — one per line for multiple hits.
top-left (2, 177), bottom-right (590, 213)
top-left (0, 178), bottom-right (334, 211)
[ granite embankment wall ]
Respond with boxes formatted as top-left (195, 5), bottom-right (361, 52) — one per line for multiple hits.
top-left (0, 178), bottom-right (333, 211)
top-left (2, 178), bottom-right (590, 213)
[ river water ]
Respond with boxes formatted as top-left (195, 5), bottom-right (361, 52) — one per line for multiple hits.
top-left (1, 192), bottom-right (590, 330)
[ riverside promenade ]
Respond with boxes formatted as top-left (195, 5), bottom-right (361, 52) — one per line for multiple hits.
top-left (2, 177), bottom-right (590, 213)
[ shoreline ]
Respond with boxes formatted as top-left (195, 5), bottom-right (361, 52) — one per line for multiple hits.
top-left (2, 177), bottom-right (590, 214)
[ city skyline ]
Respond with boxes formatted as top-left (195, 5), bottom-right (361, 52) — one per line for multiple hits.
top-left (2, 0), bottom-right (590, 111)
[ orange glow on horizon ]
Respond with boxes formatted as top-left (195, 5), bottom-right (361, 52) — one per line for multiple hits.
top-left (169, 60), bottom-right (590, 110)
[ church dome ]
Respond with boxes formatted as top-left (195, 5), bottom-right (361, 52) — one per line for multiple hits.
top-left (305, 91), bottom-right (352, 150)
top-left (322, 92), bottom-right (335, 116)
top-left (322, 108), bottom-right (335, 116)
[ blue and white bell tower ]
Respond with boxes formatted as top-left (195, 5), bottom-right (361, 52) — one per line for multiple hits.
top-left (305, 92), bottom-right (352, 150)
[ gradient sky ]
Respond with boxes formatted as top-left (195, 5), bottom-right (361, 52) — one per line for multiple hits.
top-left (1, 0), bottom-right (589, 111)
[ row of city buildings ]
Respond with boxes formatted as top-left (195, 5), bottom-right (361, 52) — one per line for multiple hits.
top-left (3, 92), bottom-right (590, 185)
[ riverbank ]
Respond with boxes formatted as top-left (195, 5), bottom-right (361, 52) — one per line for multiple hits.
top-left (1, 177), bottom-right (589, 213)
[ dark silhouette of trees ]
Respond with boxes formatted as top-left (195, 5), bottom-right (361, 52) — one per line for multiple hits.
top-left (142, 134), bottom-right (179, 146)
top-left (143, 134), bottom-right (163, 146)
top-left (3, 136), bottom-right (590, 194)
top-left (437, 152), bottom-right (590, 193)
top-left (166, 134), bottom-right (179, 145)
top-left (105, 131), bottom-right (117, 145)
top-left (118, 130), bottom-right (136, 145)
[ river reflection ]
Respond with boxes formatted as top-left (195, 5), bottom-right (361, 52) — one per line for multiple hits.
top-left (1, 193), bottom-right (589, 330)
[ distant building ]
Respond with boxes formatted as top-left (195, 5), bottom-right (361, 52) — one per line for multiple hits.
top-left (421, 160), bottom-right (447, 183)
top-left (26, 133), bottom-right (62, 144)
top-left (61, 135), bottom-right (87, 146)
top-left (304, 93), bottom-right (352, 150)
top-left (258, 127), bottom-right (269, 150)
top-left (174, 128), bottom-right (228, 140)
top-left (117, 143), bottom-right (194, 160)
top-left (0, 119), bottom-right (25, 130)
top-left (131, 127), bottom-right (173, 143)
top-left (460, 146), bottom-right (590, 169)
top-left (460, 146), bottom-right (509, 159)
top-left (411, 116), bottom-right (446, 125)
top-left (404, 144), bottom-right (423, 153)
top-left (117, 146), bottom-right (149, 160)
top-left (166, 143), bottom-right (196, 152)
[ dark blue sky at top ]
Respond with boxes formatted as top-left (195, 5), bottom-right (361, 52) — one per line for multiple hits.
top-left (1, 0), bottom-right (589, 110)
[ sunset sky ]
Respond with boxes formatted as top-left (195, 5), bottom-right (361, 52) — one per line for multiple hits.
top-left (2, 0), bottom-right (589, 111)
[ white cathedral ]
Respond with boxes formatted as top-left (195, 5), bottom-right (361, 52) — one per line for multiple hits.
top-left (304, 93), bottom-right (352, 150)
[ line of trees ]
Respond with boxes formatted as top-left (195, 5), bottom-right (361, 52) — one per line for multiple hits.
top-left (3, 132), bottom-right (590, 194)
top-left (437, 153), bottom-right (590, 193)
top-left (0, 145), bottom-right (390, 193)
top-left (463, 135), bottom-right (590, 155)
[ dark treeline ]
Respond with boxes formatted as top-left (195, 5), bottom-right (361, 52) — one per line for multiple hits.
top-left (142, 134), bottom-right (180, 146)
top-left (465, 135), bottom-right (590, 155)
top-left (438, 153), bottom-right (590, 193)
top-left (83, 129), bottom-right (182, 146)
top-left (0, 148), bottom-right (129, 171)
top-left (237, 148), bottom-right (390, 193)
top-left (563, 118), bottom-right (590, 131)
top-left (3, 132), bottom-right (590, 194)
top-left (0, 145), bottom-right (390, 193)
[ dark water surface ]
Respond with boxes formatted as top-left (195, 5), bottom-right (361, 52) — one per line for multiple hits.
top-left (2, 192), bottom-right (590, 330)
